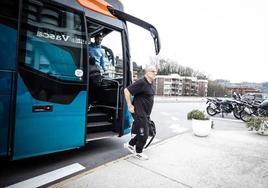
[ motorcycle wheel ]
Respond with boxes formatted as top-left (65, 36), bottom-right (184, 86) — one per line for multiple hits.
top-left (233, 108), bottom-right (241, 119)
top-left (206, 106), bottom-right (217, 116)
top-left (240, 110), bottom-right (252, 122)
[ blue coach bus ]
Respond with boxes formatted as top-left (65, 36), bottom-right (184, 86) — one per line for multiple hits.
top-left (0, 0), bottom-right (160, 160)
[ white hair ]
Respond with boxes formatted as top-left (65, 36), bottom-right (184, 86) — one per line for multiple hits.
top-left (145, 65), bottom-right (156, 73)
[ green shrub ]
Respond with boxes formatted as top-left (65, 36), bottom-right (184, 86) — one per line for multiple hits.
top-left (246, 116), bottom-right (268, 133)
top-left (187, 109), bottom-right (209, 120)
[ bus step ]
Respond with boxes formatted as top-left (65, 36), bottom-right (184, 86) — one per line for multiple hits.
top-left (87, 121), bottom-right (112, 128)
top-left (86, 131), bottom-right (117, 142)
top-left (87, 112), bottom-right (110, 123)
top-left (87, 121), bottom-right (113, 133)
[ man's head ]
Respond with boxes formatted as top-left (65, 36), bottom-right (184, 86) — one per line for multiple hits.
top-left (94, 34), bottom-right (103, 45)
top-left (145, 65), bottom-right (157, 83)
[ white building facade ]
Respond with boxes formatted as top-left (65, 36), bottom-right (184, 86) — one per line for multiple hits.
top-left (154, 74), bottom-right (208, 96)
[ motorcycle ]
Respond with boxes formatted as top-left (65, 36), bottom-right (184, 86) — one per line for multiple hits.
top-left (206, 98), bottom-right (234, 117)
top-left (232, 100), bottom-right (246, 119)
top-left (257, 100), bottom-right (268, 116)
top-left (239, 102), bottom-right (260, 122)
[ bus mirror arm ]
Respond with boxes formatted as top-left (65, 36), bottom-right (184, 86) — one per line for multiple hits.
top-left (107, 6), bottom-right (161, 55)
top-left (149, 27), bottom-right (161, 55)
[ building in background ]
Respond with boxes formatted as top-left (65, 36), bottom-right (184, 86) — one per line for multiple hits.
top-left (197, 79), bottom-right (208, 97)
top-left (171, 74), bottom-right (183, 96)
top-left (154, 75), bottom-right (171, 96)
top-left (154, 74), bottom-right (183, 96)
top-left (215, 79), bottom-right (264, 95)
top-left (226, 86), bottom-right (261, 95)
top-left (182, 76), bottom-right (198, 96)
top-left (114, 56), bottom-right (142, 80)
top-left (154, 74), bottom-right (208, 96)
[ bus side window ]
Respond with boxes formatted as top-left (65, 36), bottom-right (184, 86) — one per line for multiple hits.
top-left (20, 0), bottom-right (87, 82)
top-left (18, 0), bottom-right (88, 104)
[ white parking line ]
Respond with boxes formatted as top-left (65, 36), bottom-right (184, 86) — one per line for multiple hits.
top-left (7, 163), bottom-right (85, 188)
top-left (210, 117), bottom-right (243, 123)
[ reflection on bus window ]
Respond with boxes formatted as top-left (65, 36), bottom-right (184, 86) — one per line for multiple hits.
top-left (21, 0), bottom-right (87, 82)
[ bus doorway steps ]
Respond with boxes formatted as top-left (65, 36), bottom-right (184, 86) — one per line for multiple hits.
top-left (86, 121), bottom-right (112, 133)
top-left (87, 112), bottom-right (114, 133)
top-left (87, 112), bottom-right (110, 123)
top-left (86, 131), bottom-right (117, 142)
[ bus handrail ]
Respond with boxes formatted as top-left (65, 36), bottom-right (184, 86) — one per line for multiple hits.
top-left (101, 77), bottom-right (121, 119)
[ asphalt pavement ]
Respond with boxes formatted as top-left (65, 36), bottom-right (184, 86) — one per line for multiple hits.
top-left (50, 128), bottom-right (268, 188)
top-left (4, 97), bottom-right (268, 188)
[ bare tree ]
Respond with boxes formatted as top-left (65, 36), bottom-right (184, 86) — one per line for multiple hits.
top-left (207, 80), bottom-right (228, 97)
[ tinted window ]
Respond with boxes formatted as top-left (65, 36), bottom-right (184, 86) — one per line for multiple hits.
top-left (20, 0), bottom-right (87, 82)
top-left (0, 0), bottom-right (19, 22)
top-left (18, 0), bottom-right (87, 104)
top-left (0, 0), bottom-right (19, 70)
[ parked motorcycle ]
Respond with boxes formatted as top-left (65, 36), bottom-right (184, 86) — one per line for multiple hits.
top-left (206, 98), bottom-right (220, 116)
top-left (257, 100), bottom-right (268, 116)
top-left (239, 99), bottom-right (268, 122)
top-left (232, 100), bottom-right (246, 119)
top-left (206, 98), bottom-right (234, 117)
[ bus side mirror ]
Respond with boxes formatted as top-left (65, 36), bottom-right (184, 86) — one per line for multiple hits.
top-left (149, 27), bottom-right (161, 55)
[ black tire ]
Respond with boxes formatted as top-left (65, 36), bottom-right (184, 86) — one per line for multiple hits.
top-left (206, 106), bottom-right (217, 116)
top-left (233, 108), bottom-right (241, 119)
top-left (240, 110), bottom-right (251, 122)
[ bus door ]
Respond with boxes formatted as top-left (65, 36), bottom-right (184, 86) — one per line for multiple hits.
top-left (107, 6), bottom-right (161, 135)
top-left (12, 0), bottom-right (88, 160)
top-left (85, 20), bottom-right (132, 140)
top-left (0, 0), bottom-right (19, 157)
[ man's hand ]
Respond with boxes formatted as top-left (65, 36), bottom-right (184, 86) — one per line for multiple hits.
top-left (124, 88), bottom-right (134, 113)
top-left (128, 104), bottom-right (135, 113)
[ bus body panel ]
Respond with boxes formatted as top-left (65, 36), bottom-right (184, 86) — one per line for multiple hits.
top-left (10, 0), bottom-right (89, 159)
top-left (53, 0), bottom-right (124, 30)
top-left (13, 75), bottom-right (87, 160)
top-left (76, 0), bottom-right (114, 17)
top-left (0, 23), bottom-right (17, 156)
top-left (0, 72), bottom-right (12, 156)
top-left (123, 105), bottom-right (132, 135)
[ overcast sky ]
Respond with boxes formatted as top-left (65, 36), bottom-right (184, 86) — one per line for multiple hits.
top-left (122, 0), bottom-right (268, 83)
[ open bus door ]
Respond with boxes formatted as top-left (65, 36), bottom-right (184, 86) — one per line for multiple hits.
top-left (84, 7), bottom-right (161, 141)
top-left (107, 6), bottom-right (161, 137)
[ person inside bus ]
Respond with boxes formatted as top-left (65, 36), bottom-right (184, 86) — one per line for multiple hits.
top-left (88, 33), bottom-right (107, 74)
top-left (123, 65), bottom-right (157, 161)
top-left (88, 56), bottom-right (102, 104)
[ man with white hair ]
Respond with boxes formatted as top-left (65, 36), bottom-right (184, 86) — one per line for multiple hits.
top-left (124, 65), bottom-right (157, 160)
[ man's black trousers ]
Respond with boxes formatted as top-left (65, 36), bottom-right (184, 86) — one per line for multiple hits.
top-left (129, 115), bottom-right (149, 153)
